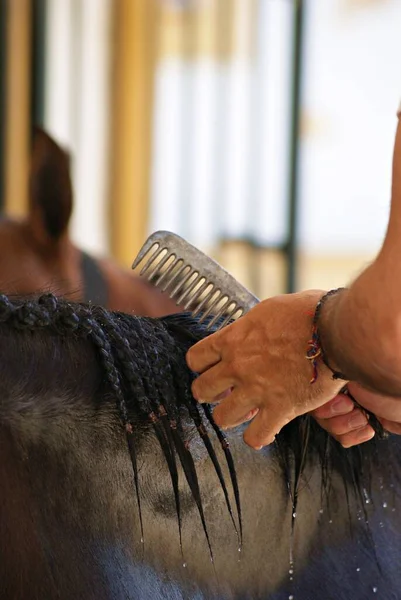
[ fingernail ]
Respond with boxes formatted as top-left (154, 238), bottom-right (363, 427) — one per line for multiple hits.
top-left (331, 396), bottom-right (353, 414)
top-left (349, 411), bottom-right (368, 429)
top-left (355, 425), bottom-right (375, 442)
top-left (244, 408), bottom-right (259, 422)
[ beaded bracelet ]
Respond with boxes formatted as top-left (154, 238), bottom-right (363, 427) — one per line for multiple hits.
top-left (306, 288), bottom-right (348, 384)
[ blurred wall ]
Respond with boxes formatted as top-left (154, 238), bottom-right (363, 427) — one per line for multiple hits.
top-left (1, 0), bottom-right (400, 299)
top-left (299, 0), bottom-right (401, 290)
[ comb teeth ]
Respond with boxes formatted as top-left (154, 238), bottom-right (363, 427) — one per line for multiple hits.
top-left (132, 231), bottom-right (259, 330)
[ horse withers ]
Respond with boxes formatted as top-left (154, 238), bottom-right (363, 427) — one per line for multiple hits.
top-left (0, 293), bottom-right (400, 600)
top-left (0, 128), bottom-right (178, 316)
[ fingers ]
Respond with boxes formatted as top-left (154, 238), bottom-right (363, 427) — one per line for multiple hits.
top-left (313, 408), bottom-right (369, 436)
top-left (378, 418), bottom-right (401, 435)
top-left (313, 413), bottom-right (375, 448)
top-left (191, 364), bottom-right (235, 403)
top-left (332, 425), bottom-right (375, 449)
top-left (186, 332), bottom-right (223, 373)
top-left (312, 394), bottom-right (355, 419)
top-left (311, 394), bottom-right (376, 448)
top-left (243, 408), bottom-right (289, 450)
top-left (212, 391), bottom-right (258, 429)
top-left (347, 382), bottom-right (401, 422)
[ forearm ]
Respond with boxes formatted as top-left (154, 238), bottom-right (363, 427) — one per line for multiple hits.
top-left (319, 261), bottom-right (401, 396)
top-left (317, 114), bottom-right (401, 396)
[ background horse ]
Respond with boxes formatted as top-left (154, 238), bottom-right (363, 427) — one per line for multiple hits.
top-left (0, 292), bottom-right (400, 600)
top-left (0, 128), bottom-right (178, 316)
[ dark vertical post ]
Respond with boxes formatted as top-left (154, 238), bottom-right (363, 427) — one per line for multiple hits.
top-left (286, 0), bottom-right (305, 293)
top-left (0, 0), bottom-right (8, 209)
top-left (30, 0), bottom-right (46, 129)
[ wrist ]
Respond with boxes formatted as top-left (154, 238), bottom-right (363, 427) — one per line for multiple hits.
top-left (317, 268), bottom-right (401, 395)
top-left (290, 290), bottom-right (346, 393)
top-left (315, 288), bottom-right (349, 380)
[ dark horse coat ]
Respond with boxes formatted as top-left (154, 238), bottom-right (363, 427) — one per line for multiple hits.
top-left (0, 295), bottom-right (399, 600)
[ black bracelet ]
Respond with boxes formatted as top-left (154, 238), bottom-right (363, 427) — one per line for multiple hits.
top-left (306, 288), bottom-right (348, 383)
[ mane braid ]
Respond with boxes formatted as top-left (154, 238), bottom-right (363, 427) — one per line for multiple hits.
top-left (0, 293), bottom-right (237, 560)
top-left (95, 309), bottom-right (185, 556)
top-left (114, 314), bottom-right (218, 563)
top-left (154, 321), bottom-right (241, 545)
top-left (160, 316), bottom-right (243, 544)
top-left (0, 293), bottom-right (146, 544)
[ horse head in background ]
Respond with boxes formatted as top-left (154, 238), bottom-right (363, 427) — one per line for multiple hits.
top-left (0, 128), bottom-right (178, 316)
top-left (0, 292), bottom-right (400, 600)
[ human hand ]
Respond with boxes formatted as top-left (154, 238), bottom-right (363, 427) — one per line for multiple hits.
top-left (310, 381), bottom-right (401, 447)
top-left (186, 291), bottom-right (344, 449)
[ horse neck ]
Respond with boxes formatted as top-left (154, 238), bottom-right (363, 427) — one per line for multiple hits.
top-left (2, 321), bottom-right (401, 600)
top-left (0, 327), bottom-right (138, 600)
top-left (0, 322), bottom-right (295, 598)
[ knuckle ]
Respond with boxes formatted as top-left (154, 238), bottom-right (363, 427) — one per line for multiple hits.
top-left (208, 333), bottom-right (222, 354)
top-left (330, 422), bottom-right (348, 436)
top-left (252, 377), bottom-right (268, 400)
top-left (229, 357), bottom-right (242, 378)
top-left (244, 424), bottom-right (273, 450)
top-left (186, 349), bottom-right (195, 370)
top-left (191, 378), bottom-right (202, 400)
top-left (212, 411), bottom-right (226, 429)
top-left (244, 435), bottom-right (264, 451)
top-left (338, 431), bottom-right (358, 448)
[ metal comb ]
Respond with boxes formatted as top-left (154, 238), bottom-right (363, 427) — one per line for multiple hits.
top-left (132, 230), bottom-right (259, 330)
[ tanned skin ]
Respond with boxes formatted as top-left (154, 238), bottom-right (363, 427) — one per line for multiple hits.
top-left (187, 109), bottom-right (401, 450)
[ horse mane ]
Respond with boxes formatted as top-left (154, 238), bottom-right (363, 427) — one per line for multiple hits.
top-left (0, 292), bottom-right (399, 564)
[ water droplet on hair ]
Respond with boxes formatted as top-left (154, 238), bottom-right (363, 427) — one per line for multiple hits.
top-left (238, 547), bottom-right (241, 553)
top-left (372, 586), bottom-right (378, 593)
top-left (140, 537), bottom-right (144, 544)
top-left (292, 512), bottom-right (297, 518)
top-left (383, 502), bottom-right (388, 508)
top-left (182, 562), bottom-right (187, 568)
top-left (289, 595), bottom-right (294, 600)
top-left (356, 567), bottom-right (361, 572)
top-left (329, 519), bottom-right (333, 524)
top-left (392, 508), bottom-right (396, 512)
top-left (289, 543), bottom-right (295, 588)
top-left (319, 508), bottom-right (324, 514)
top-left (363, 488), bottom-right (371, 504)
top-left (380, 521), bottom-right (384, 528)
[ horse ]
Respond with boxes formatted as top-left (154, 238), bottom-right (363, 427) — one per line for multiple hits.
top-left (0, 291), bottom-right (400, 600)
top-left (0, 127), bottom-right (178, 316)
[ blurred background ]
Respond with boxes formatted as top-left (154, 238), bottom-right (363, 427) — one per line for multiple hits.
top-left (1, 0), bottom-right (400, 301)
